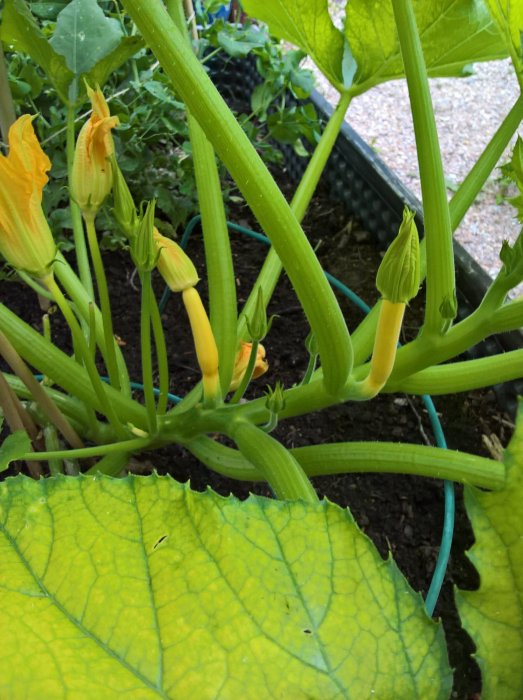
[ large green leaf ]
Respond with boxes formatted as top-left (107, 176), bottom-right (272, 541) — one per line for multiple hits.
top-left (0, 474), bottom-right (452, 698)
top-left (85, 35), bottom-right (144, 88)
top-left (345, 0), bottom-right (509, 94)
top-left (241, 0), bottom-right (346, 90)
top-left (484, 0), bottom-right (523, 75)
top-left (456, 407), bottom-right (523, 699)
top-left (49, 0), bottom-right (123, 76)
top-left (1, 0), bottom-right (74, 102)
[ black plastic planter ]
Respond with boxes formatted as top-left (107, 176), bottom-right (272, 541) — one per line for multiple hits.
top-left (211, 55), bottom-right (523, 415)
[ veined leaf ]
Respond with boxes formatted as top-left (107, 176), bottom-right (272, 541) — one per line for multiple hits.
top-left (346, 0), bottom-right (509, 95)
top-left (456, 405), bottom-right (523, 699)
top-left (241, 0), bottom-right (346, 90)
top-left (484, 0), bottom-right (523, 75)
top-left (1, 0), bottom-right (74, 102)
top-left (49, 0), bottom-right (123, 76)
top-left (0, 474), bottom-right (452, 698)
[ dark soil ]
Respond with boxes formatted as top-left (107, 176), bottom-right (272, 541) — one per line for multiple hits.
top-left (1, 176), bottom-right (514, 699)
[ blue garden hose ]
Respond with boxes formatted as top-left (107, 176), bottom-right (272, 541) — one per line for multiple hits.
top-left (162, 214), bottom-right (455, 615)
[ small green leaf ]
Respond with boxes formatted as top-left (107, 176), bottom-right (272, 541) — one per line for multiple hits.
top-left (49, 0), bottom-right (123, 76)
top-left (1, 0), bottom-right (74, 102)
top-left (241, 0), bottom-right (346, 90)
top-left (0, 474), bottom-right (452, 698)
top-left (0, 431), bottom-right (31, 472)
top-left (345, 0), bottom-right (508, 94)
top-left (456, 404), bottom-right (523, 699)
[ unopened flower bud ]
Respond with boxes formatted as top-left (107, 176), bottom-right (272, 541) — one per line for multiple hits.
top-left (245, 288), bottom-right (274, 341)
top-left (265, 381), bottom-right (285, 415)
top-left (131, 200), bottom-right (158, 272)
top-left (154, 230), bottom-right (199, 291)
top-left (376, 207), bottom-right (420, 304)
top-left (111, 156), bottom-right (138, 239)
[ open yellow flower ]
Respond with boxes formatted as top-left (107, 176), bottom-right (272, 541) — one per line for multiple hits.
top-left (71, 84), bottom-right (119, 216)
top-left (0, 115), bottom-right (56, 278)
top-left (229, 341), bottom-right (269, 391)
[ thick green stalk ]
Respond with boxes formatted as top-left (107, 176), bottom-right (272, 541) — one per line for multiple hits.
top-left (140, 271), bottom-right (157, 434)
top-left (387, 349), bottom-right (523, 396)
top-left (54, 252), bottom-right (131, 395)
top-left (230, 420), bottom-right (319, 502)
top-left (150, 293), bottom-right (169, 415)
top-left (188, 117), bottom-right (237, 395)
top-left (66, 106), bottom-right (94, 298)
top-left (237, 90), bottom-right (353, 341)
top-left (188, 435), bottom-right (504, 491)
top-left (87, 451), bottom-right (131, 476)
top-left (120, 0), bottom-right (352, 395)
top-left (167, 0), bottom-right (237, 395)
top-left (84, 214), bottom-right (121, 390)
top-left (392, 0), bottom-right (455, 335)
top-left (449, 94), bottom-right (523, 232)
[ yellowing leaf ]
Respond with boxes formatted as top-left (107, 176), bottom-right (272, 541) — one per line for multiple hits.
top-left (0, 474), bottom-right (452, 698)
top-left (241, 0), bottom-right (346, 90)
top-left (346, 0), bottom-right (508, 94)
top-left (456, 406), bottom-right (523, 699)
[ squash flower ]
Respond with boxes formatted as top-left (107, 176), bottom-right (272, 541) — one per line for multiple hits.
top-left (71, 84), bottom-right (119, 216)
top-left (230, 341), bottom-right (269, 391)
top-left (0, 115), bottom-right (56, 278)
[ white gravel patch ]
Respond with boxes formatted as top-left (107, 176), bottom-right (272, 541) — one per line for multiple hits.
top-left (309, 57), bottom-right (522, 283)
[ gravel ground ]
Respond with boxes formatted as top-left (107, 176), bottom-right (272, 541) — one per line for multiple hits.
top-left (309, 56), bottom-right (521, 283)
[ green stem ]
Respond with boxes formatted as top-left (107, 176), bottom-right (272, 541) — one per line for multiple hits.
top-left (230, 420), bottom-right (319, 502)
top-left (0, 302), bottom-right (146, 429)
top-left (6, 374), bottom-right (116, 444)
top-left (0, 330), bottom-right (84, 449)
top-left (387, 349), bottom-right (523, 396)
top-left (54, 252), bottom-right (131, 395)
top-left (87, 451), bottom-right (131, 476)
top-left (0, 42), bottom-right (16, 147)
top-left (120, 0), bottom-right (352, 396)
top-left (449, 94), bottom-right (523, 232)
top-left (43, 425), bottom-right (64, 475)
top-left (300, 353), bottom-right (318, 386)
top-left (45, 275), bottom-right (128, 439)
top-left (67, 105), bottom-right (94, 299)
top-left (392, 0), bottom-right (454, 335)
top-left (187, 435), bottom-right (504, 491)
top-left (150, 291), bottom-right (169, 415)
top-left (140, 271), bottom-right (157, 434)
top-left (237, 90), bottom-right (353, 342)
top-left (167, 0), bottom-right (237, 396)
top-left (230, 340), bottom-right (259, 403)
top-left (84, 214), bottom-right (121, 390)
top-left (24, 437), bottom-right (151, 463)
